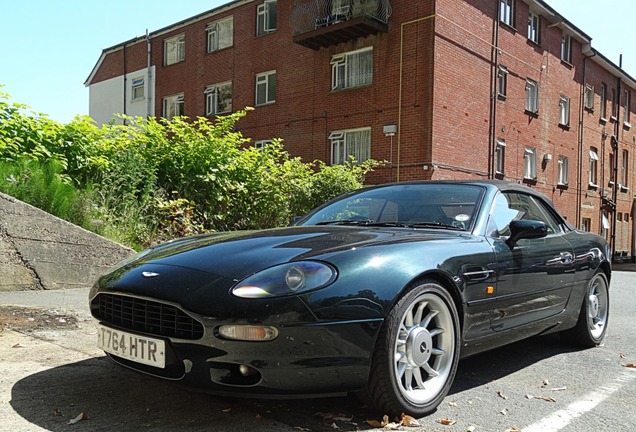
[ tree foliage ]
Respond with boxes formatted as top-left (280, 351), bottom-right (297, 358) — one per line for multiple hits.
top-left (0, 88), bottom-right (381, 248)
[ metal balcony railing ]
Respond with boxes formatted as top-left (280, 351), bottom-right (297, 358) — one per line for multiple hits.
top-left (291, 0), bottom-right (392, 50)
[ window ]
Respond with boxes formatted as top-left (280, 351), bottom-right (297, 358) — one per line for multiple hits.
top-left (561, 33), bottom-right (571, 63)
top-left (558, 156), bottom-right (569, 185)
top-left (600, 83), bottom-right (607, 119)
top-left (496, 139), bottom-right (506, 174)
top-left (205, 81), bottom-right (232, 115)
top-left (207, 16), bottom-right (233, 52)
top-left (497, 65), bottom-right (508, 99)
top-left (609, 152), bottom-right (615, 183)
top-left (490, 192), bottom-right (562, 237)
top-left (500, 0), bottom-right (514, 26)
top-left (524, 147), bottom-right (537, 180)
top-left (254, 140), bottom-right (272, 149)
top-left (255, 70), bottom-right (276, 105)
top-left (624, 89), bottom-right (631, 125)
top-left (584, 84), bottom-right (594, 110)
top-left (131, 77), bottom-right (144, 101)
top-left (525, 79), bottom-right (539, 113)
top-left (582, 218), bottom-right (591, 232)
top-left (621, 149), bottom-right (629, 187)
top-left (163, 94), bottom-right (184, 119)
top-left (256, 0), bottom-right (277, 35)
top-left (330, 128), bottom-right (371, 165)
top-left (611, 88), bottom-right (618, 120)
top-left (164, 34), bottom-right (185, 66)
top-left (589, 148), bottom-right (599, 187)
top-left (528, 11), bottom-right (540, 43)
top-left (559, 95), bottom-right (570, 126)
top-left (331, 48), bottom-right (373, 90)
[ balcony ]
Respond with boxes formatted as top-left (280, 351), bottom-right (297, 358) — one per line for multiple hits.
top-left (291, 0), bottom-right (392, 50)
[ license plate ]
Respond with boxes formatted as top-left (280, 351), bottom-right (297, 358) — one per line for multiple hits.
top-left (97, 324), bottom-right (166, 369)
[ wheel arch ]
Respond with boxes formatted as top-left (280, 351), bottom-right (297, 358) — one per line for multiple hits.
top-left (600, 261), bottom-right (612, 285)
top-left (395, 270), bottom-right (465, 332)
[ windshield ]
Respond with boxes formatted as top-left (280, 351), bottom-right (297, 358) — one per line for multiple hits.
top-left (296, 183), bottom-right (485, 231)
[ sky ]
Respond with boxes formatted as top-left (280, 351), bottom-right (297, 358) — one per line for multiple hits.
top-left (1, 0), bottom-right (634, 124)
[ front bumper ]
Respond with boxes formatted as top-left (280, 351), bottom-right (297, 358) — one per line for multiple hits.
top-left (91, 292), bottom-right (382, 397)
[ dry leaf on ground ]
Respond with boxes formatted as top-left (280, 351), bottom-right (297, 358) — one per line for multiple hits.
top-left (437, 418), bottom-right (457, 426)
top-left (67, 412), bottom-right (88, 425)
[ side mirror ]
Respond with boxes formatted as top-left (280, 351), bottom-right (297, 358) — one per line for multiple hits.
top-left (507, 220), bottom-right (548, 246)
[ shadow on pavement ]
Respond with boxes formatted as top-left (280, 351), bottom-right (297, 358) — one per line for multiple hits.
top-left (10, 334), bottom-right (581, 431)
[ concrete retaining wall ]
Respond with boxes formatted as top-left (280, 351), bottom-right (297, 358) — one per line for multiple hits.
top-left (0, 192), bottom-right (134, 291)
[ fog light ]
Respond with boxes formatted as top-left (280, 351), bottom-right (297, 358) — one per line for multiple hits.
top-left (218, 325), bottom-right (278, 341)
top-left (239, 364), bottom-right (258, 376)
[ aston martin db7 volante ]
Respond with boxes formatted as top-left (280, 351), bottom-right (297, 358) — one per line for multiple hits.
top-left (89, 180), bottom-right (610, 416)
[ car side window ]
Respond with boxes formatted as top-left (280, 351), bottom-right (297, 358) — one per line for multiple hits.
top-left (490, 192), bottom-right (561, 237)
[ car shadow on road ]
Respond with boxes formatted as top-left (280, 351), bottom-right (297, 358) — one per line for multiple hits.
top-left (10, 334), bottom-right (581, 431)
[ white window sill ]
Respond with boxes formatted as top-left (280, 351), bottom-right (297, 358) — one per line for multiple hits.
top-left (588, 182), bottom-right (599, 189)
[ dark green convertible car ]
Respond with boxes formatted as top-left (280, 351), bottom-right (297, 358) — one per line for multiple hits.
top-left (90, 180), bottom-right (611, 416)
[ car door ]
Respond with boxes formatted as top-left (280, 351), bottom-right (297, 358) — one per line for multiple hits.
top-left (486, 191), bottom-right (576, 332)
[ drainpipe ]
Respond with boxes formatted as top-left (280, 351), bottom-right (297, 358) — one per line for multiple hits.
top-left (611, 62), bottom-right (622, 261)
top-left (488, 1), bottom-right (501, 179)
top-left (123, 44), bottom-right (127, 125)
top-left (146, 29), bottom-right (152, 118)
top-left (579, 45), bottom-right (596, 228)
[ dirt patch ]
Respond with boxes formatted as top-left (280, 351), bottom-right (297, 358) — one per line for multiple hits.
top-left (0, 306), bottom-right (79, 333)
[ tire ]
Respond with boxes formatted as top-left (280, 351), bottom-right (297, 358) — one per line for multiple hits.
top-left (563, 270), bottom-right (609, 347)
top-left (366, 280), bottom-right (460, 417)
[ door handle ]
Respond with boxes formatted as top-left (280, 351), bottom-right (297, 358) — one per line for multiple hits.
top-left (560, 252), bottom-right (574, 265)
top-left (463, 269), bottom-right (495, 281)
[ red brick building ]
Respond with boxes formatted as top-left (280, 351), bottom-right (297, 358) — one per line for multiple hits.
top-left (85, 0), bottom-right (636, 260)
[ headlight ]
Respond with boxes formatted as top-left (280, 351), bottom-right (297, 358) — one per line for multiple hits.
top-left (232, 261), bottom-right (337, 298)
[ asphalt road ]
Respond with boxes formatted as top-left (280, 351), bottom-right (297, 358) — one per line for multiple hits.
top-left (1, 271), bottom-right (634, 432)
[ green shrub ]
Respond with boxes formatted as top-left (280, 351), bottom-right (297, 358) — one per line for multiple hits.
top-left (0, 88), bottom-right (383, 249)
top-left (0, 157), bottom-right (97, 231)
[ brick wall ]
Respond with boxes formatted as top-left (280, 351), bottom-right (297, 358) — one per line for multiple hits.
top-left (88, 0), bottom-right (636, 257)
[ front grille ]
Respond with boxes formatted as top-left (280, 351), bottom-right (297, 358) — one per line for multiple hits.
top-left (93, 294), bottom-right (204, 340)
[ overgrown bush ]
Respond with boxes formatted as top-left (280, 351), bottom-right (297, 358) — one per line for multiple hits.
top-left (0, 157), bottom-right (96, 231)
top-left (0, 88), bottom-right (382, 248)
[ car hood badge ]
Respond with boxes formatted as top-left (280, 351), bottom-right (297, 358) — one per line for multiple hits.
top-left (141, 271), bottom-right (160, 278)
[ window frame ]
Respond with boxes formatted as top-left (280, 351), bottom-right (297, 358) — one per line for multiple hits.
top-left (582, 218), bottom-right (591, 232)
top-left (524, 147), bottom-right (537, 180)
top-left (329, 127), bottom-right (372, 165)
top-left (557, 155), bottom-right (569, 186)
top-left (162, 93), bottom-right (184, 119)
top-left (497, 65), bottom-right (508, 99)
top-left (561, 33), bottom-right (571, 63)
top-left (206, 16), bottom-right (234, 53)
top-left (254, 139), bottom-right (273, 149)
top-left (204, 81), bottom-right (233, 116)
top-left (589, 148), bottom-right (599, 187)
top-left (525, 79), bottom-right (539, 114)
top-left (600, 83), bottom-right (607, 120)
top-left (331, 47), bottom-right (373, 91)
top-left (495, 139), bottom-right (506, 175)
top-left (621, 149), bottom-right (629, 188)
top-left (131, 77), bottom-right (144, 101)
top-left (559, 95), bottom-right (570, 126)
top-left (527, 11), bottom-right (540, 44)
top-left (499, 0), bottom-right (514, 27)
top-left (611, 87), bottom-right (618, 120)
top-left (164, 34), bottom-right (185, 66)
top-left (255, 70), bottom-right (276, 106)
top-left (624, 89), bottom-right (631, 126)
top-left (584, 84), bottom-right (594, 111)
top-left (256, 0), bottom-right (277, 36)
